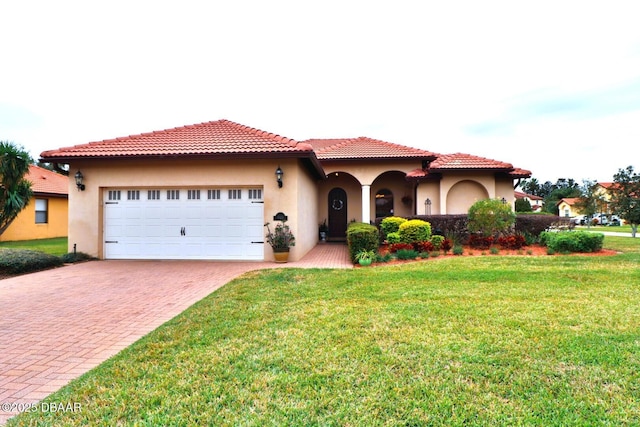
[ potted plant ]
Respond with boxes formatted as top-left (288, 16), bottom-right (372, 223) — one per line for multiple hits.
top-left (319, 219), bottom-right (328, 242)
top-left (355, 249), bottom-right (376, 266)
top-left (264, 221), bottom-right (296, 263)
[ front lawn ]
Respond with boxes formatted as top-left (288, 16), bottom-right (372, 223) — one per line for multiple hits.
top-left (9, 237), bottom-right (640, 426)
top-left (0, 237), bottom-right (68, 256)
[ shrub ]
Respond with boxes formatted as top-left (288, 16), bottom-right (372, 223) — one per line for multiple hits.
top-left (0, 249), bottom-right (63, 275)
top-left (468, 198), bottom-right (516, 238)
top-left (414, 240), bottom-right (434, 253)
top-left (347, 222), bottom-right (379, 263)
top-left (430, 235), bottom-right (444, 250)
top-left (399, 219), bottom-right (432, 244)
top-left (382, 215), bottom-right (469, 244)
top-left (441, 238), bottom-right (453, 253)
top-left (452, 245), bottom-right (464, 255)
top-left (490, 246), bottom-right (500, 255)
top-left (419, 252), bottom-right (430, 259)
top-left (540, 231), bottom-right (604, 253)
top-left (515, 214), bottom-right (562, 238)
top-left (395, 248), bottom-right (418, 260)
top-left (497, 234), bottom-right (526, 250)
top-left (469, 235), bottom-right (495, 249)
top-left (389, 242), bottom-right (414, 253)
top-left (386, 232), bottom-right (401, 244)
top-left (380, 216), bottom-right (407, 236)
top-left (61, 252), bottom-right (95, 263)
top-left (376, 252), bottom-right (393, 263)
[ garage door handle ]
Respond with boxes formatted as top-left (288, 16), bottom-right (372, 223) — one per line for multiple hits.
top-left (180, 227), bottom-right (186, 236)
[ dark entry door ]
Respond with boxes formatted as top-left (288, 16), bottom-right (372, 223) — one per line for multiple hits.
top-left (328, 187), bottom-right (348, 239)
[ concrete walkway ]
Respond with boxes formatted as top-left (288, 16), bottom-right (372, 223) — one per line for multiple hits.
top-left (0, 244), bottom-right (351, 424)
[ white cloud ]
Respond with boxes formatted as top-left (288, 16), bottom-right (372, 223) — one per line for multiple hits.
top-left (1, 0), bottom-right (639, 184)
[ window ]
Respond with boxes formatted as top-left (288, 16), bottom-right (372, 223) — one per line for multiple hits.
top-left (127, 190), bottom-right (140, 200)
top-left (35, 199), bottom-right (48, 224)
top-left (188, 189), bottom-right (201, 200)
top-left (207, 189), bottom-right (221, 200)
top-left (167, 190), bottom-right (180, 200)
top-left (108, 190), bottom-right (121, 201)
top-left (228, 189), bottom-right (242, 200)
top-left (248, 189), bottom-right (262, 200)
top-left (375, 189), bottom-right (394, 218)
top-left (148, 190), bottom-right (161, 200)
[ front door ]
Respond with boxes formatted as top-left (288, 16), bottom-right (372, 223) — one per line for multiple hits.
top-left (328, 187), bottom-right (348, 240)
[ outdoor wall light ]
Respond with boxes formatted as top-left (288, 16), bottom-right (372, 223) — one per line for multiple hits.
top-left (275, 166), bottom-right (284, 188)
top-left (75, 170), bottom-right (85, 191)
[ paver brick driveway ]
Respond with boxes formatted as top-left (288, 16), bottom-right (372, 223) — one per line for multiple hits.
top-left (0, 244), bottom-right (351, 424)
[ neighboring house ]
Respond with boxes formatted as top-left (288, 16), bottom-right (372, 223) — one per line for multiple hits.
top-left (557, 198), bottom-right (581, 218)
top-left (515, 191), bottom-right (543, 211)
top-left (594, 182), bottom-right (618, 214)
top-left (40, 119), bottom-right (531, 261)
top-left (0, 165), bottom-right (68, 242)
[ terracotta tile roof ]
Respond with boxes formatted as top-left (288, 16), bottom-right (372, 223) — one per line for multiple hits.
top-left (429, 153), bottom-right (515, 171)
top-left (515, 191), bottom-right (543, 200)
top-left (510, 168), bottom-right (532, 178)
top-left (40, 119), bottom-right (313, 160)
top-left (26, 165), bottom-right (68, 196)
top-left (557, 197), bottom-right (581, 206)
top-left (304, 137), bottom-right (438, 160)
top-left (598, 182), bottom-right (620, 190)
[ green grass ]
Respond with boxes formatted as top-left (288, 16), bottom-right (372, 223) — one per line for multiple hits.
top-left (0, 237), bottom-right (68, 256)
top-left (9, 237), bottom-right (640, 426)
top-left (577, 224), bottom-right (635, 234)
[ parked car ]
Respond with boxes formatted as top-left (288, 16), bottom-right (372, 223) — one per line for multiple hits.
top-left (571, 215), bottom-right (586, 225)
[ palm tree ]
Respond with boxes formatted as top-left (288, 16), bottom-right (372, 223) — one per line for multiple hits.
top-left (0, 141), bottom-right (33, 235)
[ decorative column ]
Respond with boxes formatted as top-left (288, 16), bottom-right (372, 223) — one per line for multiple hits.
top-left (361, 185), bottom-right (371, 224)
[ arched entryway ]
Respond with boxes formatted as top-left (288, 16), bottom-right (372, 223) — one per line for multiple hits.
top-left (328, 187), bottom-right (348, 240)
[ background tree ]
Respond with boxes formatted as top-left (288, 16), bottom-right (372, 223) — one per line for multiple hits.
top-left (610, 166), bottom-right (640, 237)
top-left (467, 198), bottom-right (516, 238)
top-left (520, 177), bottom-right (582, 214)
top-left (542, 179), bottom-right (582, 214)
top-left (514, 198), bottom-right (532, 213)
top-left (574, 180), bottom-right (601, 228)
top-left (0, 141), bottom-right (33, 236)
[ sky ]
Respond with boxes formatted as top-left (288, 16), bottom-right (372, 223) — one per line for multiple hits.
top-left (1, 1), bottom-right (639, 185)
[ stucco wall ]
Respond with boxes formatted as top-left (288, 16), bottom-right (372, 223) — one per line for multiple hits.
top-left (415, 181), bottom-right (441, 215)
top-left (67, 158), bottom-right (316, 261)
top-left (0, 195), bottom-right (68, 242)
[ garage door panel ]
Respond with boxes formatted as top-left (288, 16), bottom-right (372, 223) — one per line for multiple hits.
top-left (104, 188), bottom-right (264, 260)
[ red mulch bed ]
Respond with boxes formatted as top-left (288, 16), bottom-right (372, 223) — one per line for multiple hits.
top-left (358, 244), bottom-right (618, 267)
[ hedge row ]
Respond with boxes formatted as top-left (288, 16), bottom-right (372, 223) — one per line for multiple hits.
top-left (376, 214), bottom-right (565, 243)
top-left (0, 249), bottom-right (94, 275)
top-left (540, 231), bottom-right (604, 253)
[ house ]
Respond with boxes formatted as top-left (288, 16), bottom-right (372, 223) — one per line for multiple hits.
top-left (0, 165), bottom-right (68, 242)
top-left (515, 191), bottom-right (544, 211)
top-left (556, 198), bottom-right (581, 218)
top-left (40, 119), bottom-right (531, 261)
top-left (594, 182), bottom-right (619, 214)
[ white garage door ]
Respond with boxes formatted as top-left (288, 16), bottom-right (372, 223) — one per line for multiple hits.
top-left (103, 188), bottom-right (264, 260)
